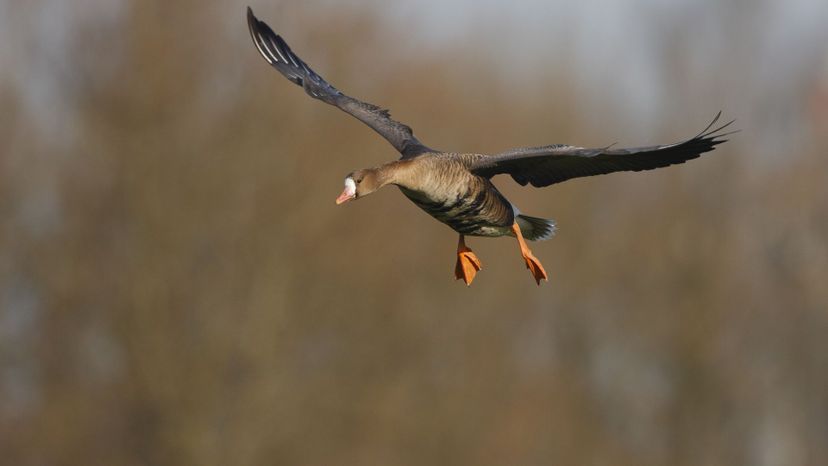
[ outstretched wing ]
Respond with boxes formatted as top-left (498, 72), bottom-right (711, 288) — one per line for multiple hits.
top-left (246, 7), bottom-right (432, 159)
top-left (470, 113), bottom-right (736, 187)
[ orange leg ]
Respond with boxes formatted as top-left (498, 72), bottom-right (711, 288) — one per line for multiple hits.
top-left (511, 222), bottom-right (548, 285)
top-left (454, 234), bottom-right (482, 286)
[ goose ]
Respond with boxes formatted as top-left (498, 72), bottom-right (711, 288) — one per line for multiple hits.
top-left (246, 7), bottom-right (735, 286)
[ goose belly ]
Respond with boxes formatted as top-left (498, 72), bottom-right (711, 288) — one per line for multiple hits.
top-left (401, 188), bottom-right (514, 237)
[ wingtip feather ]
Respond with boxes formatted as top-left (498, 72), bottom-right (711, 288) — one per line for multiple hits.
top-left (694, 111), bottom-right (723, 139)
top-left (246, 9), bottom-right (309, 87)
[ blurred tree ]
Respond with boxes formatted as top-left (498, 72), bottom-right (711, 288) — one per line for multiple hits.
top-left (1, 0), bottom-right (827, 465)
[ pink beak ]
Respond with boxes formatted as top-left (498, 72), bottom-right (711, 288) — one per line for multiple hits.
top-left (335, 189), bottom-right (354, 205)
top-left (335, 177), bottom-right (357, 205)
top-left (335, 184), bottom-right (356, 205)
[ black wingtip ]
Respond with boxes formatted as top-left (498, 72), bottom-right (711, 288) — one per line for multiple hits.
top-left (246, 6), bottom-right (259, 44)
top-left (704, 118), bottom-right (738, 141)
top-left (693, 112), bottom-right (740, 143)
top-left (694, 111), bottom-right (722, 139)
top-left (247, 7), bottom-right (281, 68)
top-left (246, 10), bottom-right (329, 90)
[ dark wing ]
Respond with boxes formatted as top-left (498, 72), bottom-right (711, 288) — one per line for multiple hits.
top-left (246, 8), bottom-right (432, 159)
top-left (470, 113), bottom-right (736, 187)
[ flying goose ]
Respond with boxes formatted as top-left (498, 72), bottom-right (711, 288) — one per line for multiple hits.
top-left (246, 7), bottom-right (735, 286)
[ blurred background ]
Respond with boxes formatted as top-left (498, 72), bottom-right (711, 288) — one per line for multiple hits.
top-left (2, 0), bottom-right (828, 464)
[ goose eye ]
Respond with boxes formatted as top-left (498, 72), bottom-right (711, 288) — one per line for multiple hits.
top-left (356, 178), bottom-right (363, 184)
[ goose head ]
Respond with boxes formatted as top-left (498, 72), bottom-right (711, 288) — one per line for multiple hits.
top-left (335, 168), bottom-right (383, 204)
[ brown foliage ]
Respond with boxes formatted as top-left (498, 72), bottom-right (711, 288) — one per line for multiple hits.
top-left (2, 1), bottom-right (827, 465)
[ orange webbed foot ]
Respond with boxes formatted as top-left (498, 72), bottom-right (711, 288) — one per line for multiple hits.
top-left (510, 222), bottom-right (548, 285)
top-left (522, 252), bottom-right (548, 285)
top-left (455, 249), bottom-right (482, 286)
top-left (455, 245), bottom-right (482, 286)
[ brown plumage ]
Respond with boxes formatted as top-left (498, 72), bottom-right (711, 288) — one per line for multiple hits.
top-left (247, 8), bottom-right (735, 286)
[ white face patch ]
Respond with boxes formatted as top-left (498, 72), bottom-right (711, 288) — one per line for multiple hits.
top-left (344, 177), bottom-right (356, 197)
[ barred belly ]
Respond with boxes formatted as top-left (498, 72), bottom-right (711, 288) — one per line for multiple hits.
top-left (402, 187), bottom-right (514, 237)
